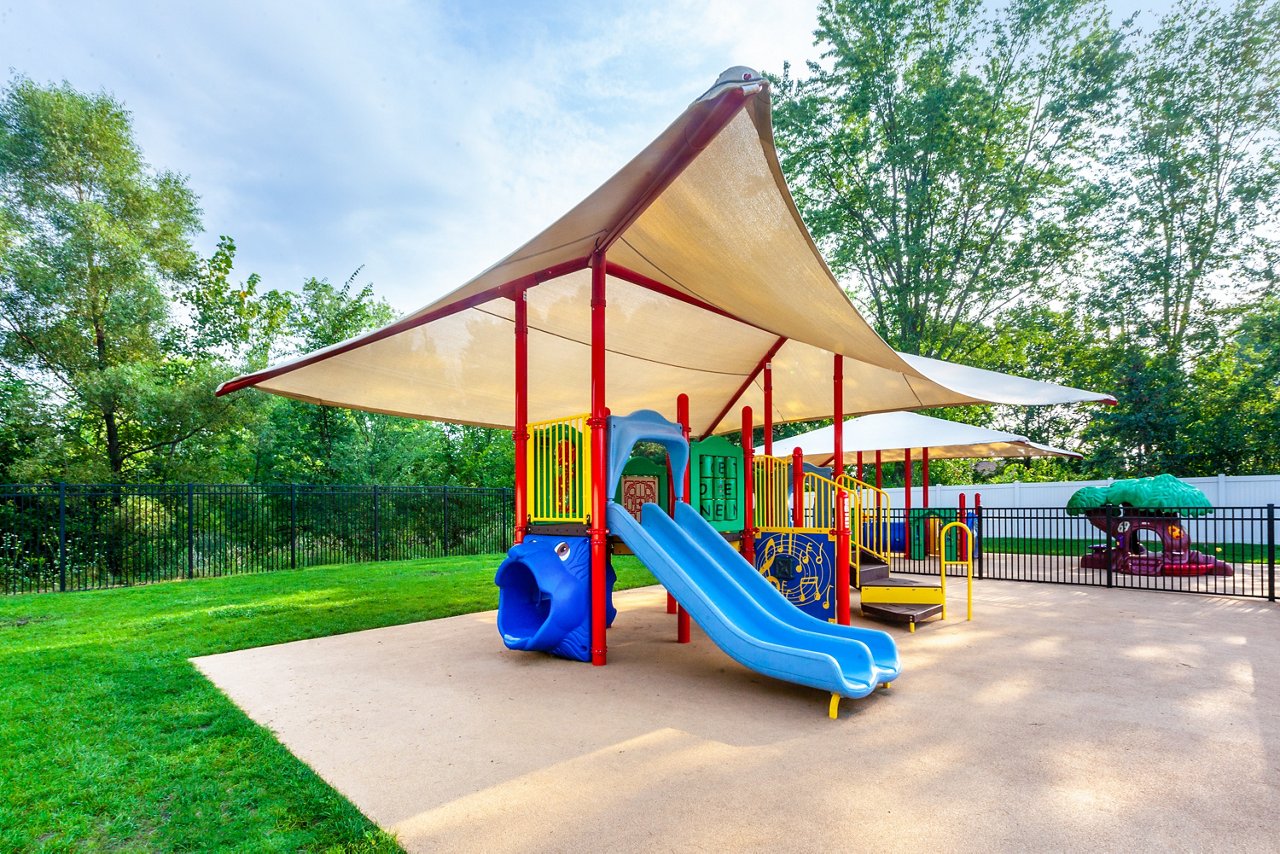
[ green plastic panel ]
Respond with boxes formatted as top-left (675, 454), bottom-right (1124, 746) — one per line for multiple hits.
top-left (689, 436), bottom-right (744, 533)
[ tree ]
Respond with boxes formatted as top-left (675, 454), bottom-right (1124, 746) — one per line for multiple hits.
top-left (0, 373), bottom-right (55, 481)
top-left (772, 0), bottom-right (1128, 360)
top-left (1075, 0), bottom-right (1280, 476)
top-left (1106, 0), bottom-right (1280, 359)
top-left (0, 78), bottom-right (241, 480)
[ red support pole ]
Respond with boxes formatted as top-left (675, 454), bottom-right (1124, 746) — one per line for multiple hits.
top-left (922, 447), bottom-right (932, 556)
top-left (513, 290), bottom-right (529, 544)
top-left (676, 393), bottom-right (692, 644)
top-left (763, 361), bottom-right (774, 457)
top-left (589, 253), bottom-right (608, 666)
top-left (922, 447), bottom-right (931, 509)
top-left (904, 448), bottom-right (913, 559)
top-left (974, 492), bottom-right (982, 569)
top-left (856, 451), bottom-right (864, 482)
top-left (958, 492), bottom-right (968, 560)
top-left (792, 447), bottom-right (804, 528)
top-left (741, 406), bottom-right (755, 565)
top-left (832, 355), bottom-right (844, 477)
top-left (832, 354), bottom-right (849, 624)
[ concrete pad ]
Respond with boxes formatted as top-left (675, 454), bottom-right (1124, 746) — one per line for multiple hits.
top-left (194, 581), bottom-right (1280, 853)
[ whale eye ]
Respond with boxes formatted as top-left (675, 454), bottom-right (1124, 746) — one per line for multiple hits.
top-left (554, 542), bottom-right (571, 561)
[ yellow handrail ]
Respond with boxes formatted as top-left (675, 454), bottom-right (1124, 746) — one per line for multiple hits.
top-left (527, 412), bottom-right (591, 523)
top-left (939, 521), bottom-right (974, 621)
top-left (798, 470), bottom-right (852, 530)
top-left (836, 474), bottom-right (892, 570)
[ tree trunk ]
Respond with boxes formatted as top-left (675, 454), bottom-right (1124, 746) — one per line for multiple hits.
top-left (103, 404), bottom-right (124, 479)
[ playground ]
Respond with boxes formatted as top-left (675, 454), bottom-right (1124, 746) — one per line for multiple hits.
top-left (199, 66), bottom-right (1279, 850)
top-left (218, 67), bottom-right (1116, 710)
top-left (196, 577), bottom-right (1280, 852)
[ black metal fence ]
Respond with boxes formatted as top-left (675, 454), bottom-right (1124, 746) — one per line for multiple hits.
top-left (890, 504), bottom-right (1277, 601)
top-left (0, 483), bottom-right (514, 595)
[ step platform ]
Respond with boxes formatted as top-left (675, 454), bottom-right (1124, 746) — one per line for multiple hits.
top-left (855, 551), bottom-right (890, 588)
top-left (860, 602), bottom-right (944, 632)
top-left (856, 563), bottom-right (890, 586)
top-left (860, 576), bottom-right (946, 632)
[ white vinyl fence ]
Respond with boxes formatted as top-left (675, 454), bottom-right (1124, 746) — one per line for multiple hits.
top-left (881, 474), bottom-right (1279, 546)
top-left (884, 473), bottom-right (1280, 509)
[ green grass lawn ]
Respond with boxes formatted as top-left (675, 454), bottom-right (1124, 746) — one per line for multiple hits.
top-left (0, 554), bottom-right (655, 852)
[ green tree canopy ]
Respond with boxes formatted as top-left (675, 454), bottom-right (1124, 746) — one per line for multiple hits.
top-left (772, 0), bottom-right (1127, 360)
top-left (0, 78), bottom-right (237, 480)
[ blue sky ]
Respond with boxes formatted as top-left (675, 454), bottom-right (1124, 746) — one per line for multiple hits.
top-left (2, 0), bottom-right (1162, 313)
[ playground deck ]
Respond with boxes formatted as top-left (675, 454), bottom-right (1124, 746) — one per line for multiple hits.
top-left (195, 580), bottom-right (1279, 853)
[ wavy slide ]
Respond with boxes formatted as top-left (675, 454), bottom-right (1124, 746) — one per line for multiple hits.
top-left (607, 500), bottom-right (900, 701)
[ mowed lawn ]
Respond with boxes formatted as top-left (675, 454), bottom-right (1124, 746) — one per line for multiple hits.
top-left (0, 554), bottom-right (655, 851)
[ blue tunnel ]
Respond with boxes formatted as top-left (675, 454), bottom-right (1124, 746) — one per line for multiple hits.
top-left (494, 535), bottom-right (616, 662)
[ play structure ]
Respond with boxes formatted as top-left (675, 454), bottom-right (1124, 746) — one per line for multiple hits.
top-left (496, 398), bottom-right (985, 711)
top-left (1069, 475), bottom-right (1233, 576)
top-left (218, 67), bottom-right (1113, 713)
top-left (769, 411), bottom-right (1077, 630)
top-left (496, 407), bottom-right (902, 715)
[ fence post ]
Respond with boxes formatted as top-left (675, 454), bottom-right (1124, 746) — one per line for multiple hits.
top-left (501, 491), bottom-right (509, 547)
top-left (372, 484), bottom-right (381, 562)
top-left (186, 483), bottom-right (194, 580)
top-left (1105, 503), bottom-right (1115, 589)
top-left (442, 485), bottom-right (451, 557)
top-left (1268, 504), bottom-right (1275, 603)
top-left (289, 484), bottom-right (297, 569)
top-left (58, 482), bottom-right (67, 592)
top-left (974, 493), bottom-right (983, 580)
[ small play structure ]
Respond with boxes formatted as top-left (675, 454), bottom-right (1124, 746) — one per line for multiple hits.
top-left (770, 411), bottom-right (1078, 631)
top-left (218, 67), bottom-right (1112, 713)
top-left (1069, 475), bottom-right (1233, 576)
top-left (496, 398), bottom-right (982, 707)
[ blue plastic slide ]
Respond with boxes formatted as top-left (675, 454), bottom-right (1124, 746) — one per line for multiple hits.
top-left (607, 500), bottom-right (899, 699)
top-left (672, 502), bottom-right (900, 679)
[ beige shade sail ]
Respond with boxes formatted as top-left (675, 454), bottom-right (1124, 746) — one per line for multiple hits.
top-left (759, 411), bottom-right (1083, 465)
top-left (218, 68), bottom-right (1114, 432)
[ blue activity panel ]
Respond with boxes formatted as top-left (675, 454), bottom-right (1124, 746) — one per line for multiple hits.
top-left (753, 531), bottom-right (837, 622)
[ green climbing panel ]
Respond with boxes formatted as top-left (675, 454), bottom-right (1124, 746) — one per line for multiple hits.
top-left (690, 436), bottom-right (744, 533)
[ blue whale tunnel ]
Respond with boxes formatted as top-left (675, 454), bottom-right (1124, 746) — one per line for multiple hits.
top-left (494, 535), bottom-right (616, 662)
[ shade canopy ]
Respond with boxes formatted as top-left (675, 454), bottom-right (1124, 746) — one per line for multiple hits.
top-left (218, 68), bottom-right (1114, 434)
top-left (761, 411), bottom-right (1082, 465)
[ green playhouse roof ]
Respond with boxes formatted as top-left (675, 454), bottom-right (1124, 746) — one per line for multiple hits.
top-left (1066, 474), bottom-right (1213, 517)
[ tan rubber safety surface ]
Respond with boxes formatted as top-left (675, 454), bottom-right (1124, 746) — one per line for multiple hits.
top-left (194, 581), bottom-right (1280, 853)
